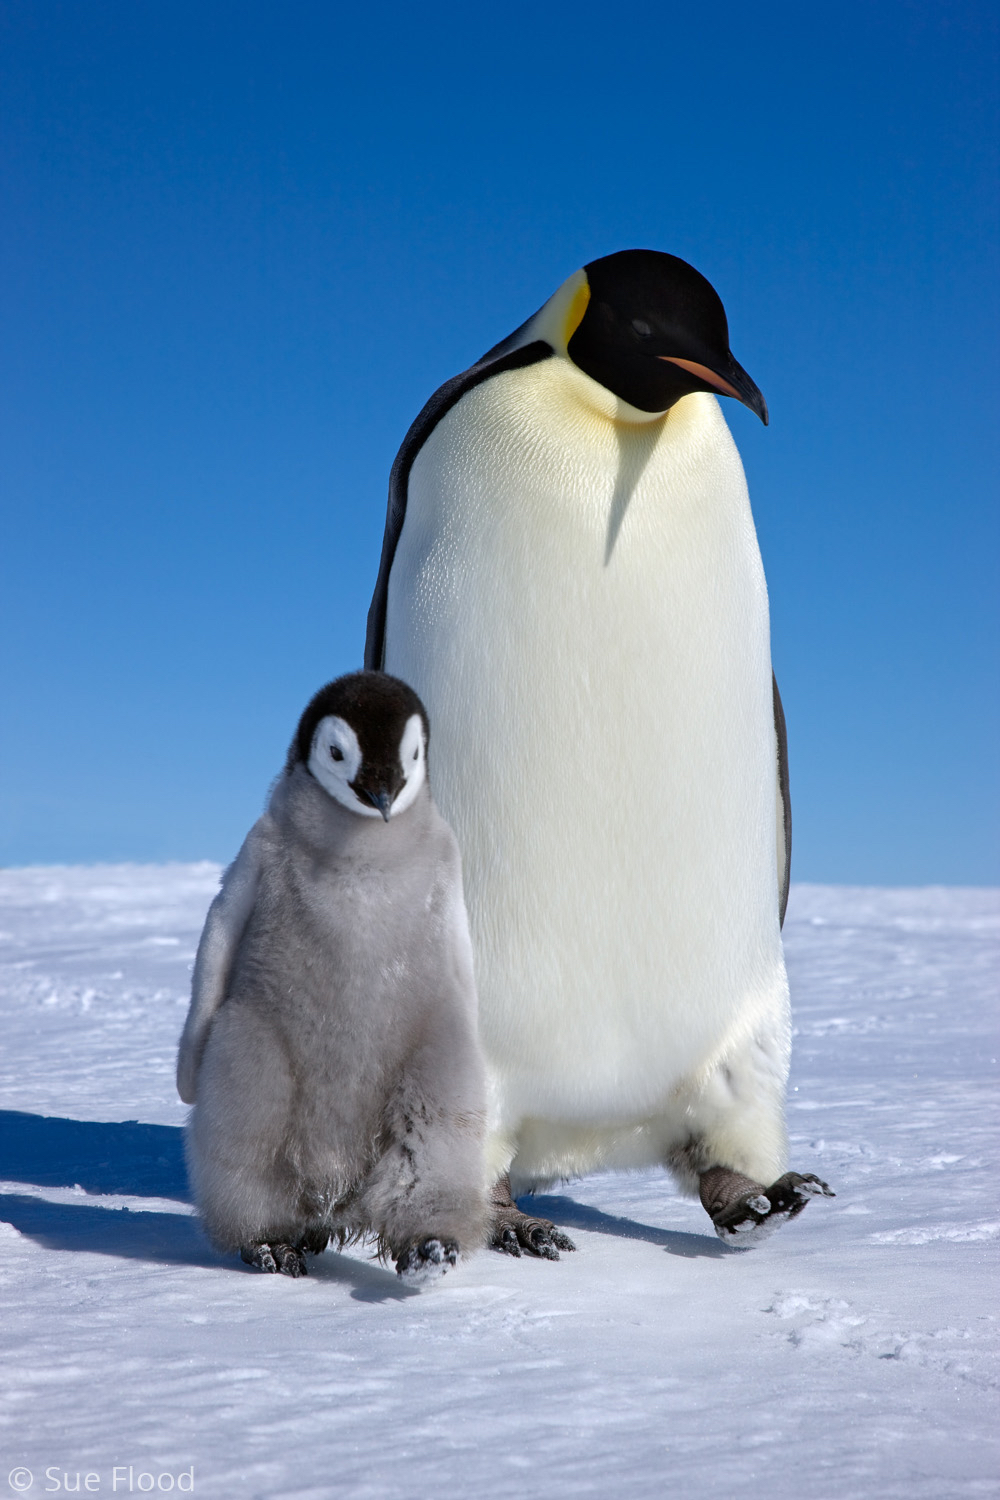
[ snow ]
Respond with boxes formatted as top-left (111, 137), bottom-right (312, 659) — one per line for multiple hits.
top-left (1, 867), bottom-right (997, 1499)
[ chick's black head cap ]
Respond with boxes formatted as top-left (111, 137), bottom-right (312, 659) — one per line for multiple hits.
top-left (288, 671), bottom-right (430, 774)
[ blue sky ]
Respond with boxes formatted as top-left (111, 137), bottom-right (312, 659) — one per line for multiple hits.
top-left (1, 1), bottom-right (997, 882)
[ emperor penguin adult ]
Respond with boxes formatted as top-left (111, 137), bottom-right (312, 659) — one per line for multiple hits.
top-left (177, 671), bottom-right (488, 1283)
top-left (366, 250), bottom-right (832, 1255)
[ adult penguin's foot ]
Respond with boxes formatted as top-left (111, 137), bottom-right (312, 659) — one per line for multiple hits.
top-left (240, 1241), bottom-right (308, 1276)
top-left (700, 1166), bottom-right (835, 1249)
top-left (488, 1173), bottom-right (576, 1260)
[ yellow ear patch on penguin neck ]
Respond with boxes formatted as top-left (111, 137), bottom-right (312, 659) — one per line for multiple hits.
top-left (564, 280), bottom-right (591, 345)
top-left (529, 268), bottom-right (591, 353)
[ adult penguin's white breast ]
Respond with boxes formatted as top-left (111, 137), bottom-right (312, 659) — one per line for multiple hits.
top-left (383, 357), bottom-right (786, 1133)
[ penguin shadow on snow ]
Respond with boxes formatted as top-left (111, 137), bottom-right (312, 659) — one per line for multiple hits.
top-left (0, 1108), bottom-right (214, 1267)
top-left (305, 1245), bottom-right (420, 1302)
top-left (0, 1109), bottom-right (420, 1296)
top-left (0, 1189), bottom-right (420, 1299)
top-left (0, 1110), bottom-right (189, 1199)
top-left (0, 1190), bottom-right (224, 1268)
top-left (0, 1111), bottom-right (730, 1272)
top-left (604, 416), bottom-right (663, 565)
top-left (524, 1193), bottom-right (733, 1259)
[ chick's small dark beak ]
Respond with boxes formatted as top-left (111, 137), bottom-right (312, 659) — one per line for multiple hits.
top-left (352, 762), bottom-right (407, 822)
top-left (364, 788), bottom-right (393, 822)
top-left (350, 772), bottom-right (399, 822)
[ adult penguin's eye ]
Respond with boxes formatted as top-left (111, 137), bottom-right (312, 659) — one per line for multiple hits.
top-left (631, 319), bottom-right (651, 337)
top-left (330, 746), bottom-right (344, 762)
top-left (413, 747), bottom-right (419, 761)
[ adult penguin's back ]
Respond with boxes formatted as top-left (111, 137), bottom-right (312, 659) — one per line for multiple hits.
top-left (366, 251), bottom-right (830, 1252)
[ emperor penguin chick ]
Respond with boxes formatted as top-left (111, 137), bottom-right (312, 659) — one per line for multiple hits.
top-left (177, 671), bottom-right (488, 1284)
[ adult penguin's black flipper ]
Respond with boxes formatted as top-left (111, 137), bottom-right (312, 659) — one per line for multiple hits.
top-left (773, 674), bottom-right (791, 927)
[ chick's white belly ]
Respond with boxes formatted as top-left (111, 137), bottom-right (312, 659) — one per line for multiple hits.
top-left (384, 376), bottom-right (787, 1132)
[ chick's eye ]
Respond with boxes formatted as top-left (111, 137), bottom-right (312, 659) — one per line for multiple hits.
top-left (330, 745), bottom-right (344, 762)
top-left (413, 747), bottom-right (419, 761)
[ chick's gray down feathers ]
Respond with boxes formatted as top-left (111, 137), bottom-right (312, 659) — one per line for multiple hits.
top-left (177, 709), bottom-right (487, 1275)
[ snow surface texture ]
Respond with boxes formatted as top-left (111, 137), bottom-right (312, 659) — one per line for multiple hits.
top-left (0, 867), bottom-right (997, 1500)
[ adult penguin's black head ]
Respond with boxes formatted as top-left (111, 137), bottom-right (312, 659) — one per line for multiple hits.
top-left (565, 249), bottom-right (768, 423)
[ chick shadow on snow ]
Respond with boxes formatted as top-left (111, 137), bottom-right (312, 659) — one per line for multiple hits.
top-left (0, 1109), bottom-right (190, 1199)
top-left (0, 1109), bottom-right (419, 1298)
top-left (0, 1110), bottom-right (728, 1280)
top-left (0, 1189), bottom-right (419, 1299)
